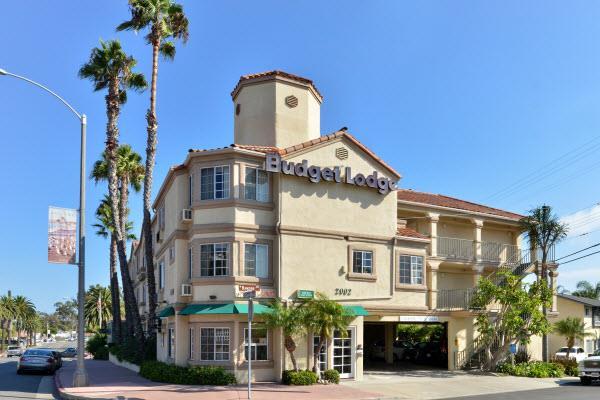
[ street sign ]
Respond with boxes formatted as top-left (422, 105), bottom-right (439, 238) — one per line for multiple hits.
top-left (509, 343), bottom-right (517, 354)
top-left (297, 289), bottom-right (314, 299)
top-left (243, 290), bottom-right (257, 299)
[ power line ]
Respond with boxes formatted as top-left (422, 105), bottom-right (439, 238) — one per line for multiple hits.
top-left (556, 242), bottom-right (600, 261)
top-left (560, 249), bottom-right (600, 265)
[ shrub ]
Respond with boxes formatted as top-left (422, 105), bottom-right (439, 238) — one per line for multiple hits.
top-left (551, 357), bottom-right (579, 376)
top-left (282, 370), bottom-right (318, 385)
top-left (497, 361), bottom-right (564, 378)
top-left (514, 349), bottom-right (531, 364)
top-left (109, 336), bottom-right (157, 365)
top-left (322, 369), bottom-right (340, 384)
top-left (140, 361), bottom-right (236, 385)
top-left (86, 334), bottom-right (109, 360)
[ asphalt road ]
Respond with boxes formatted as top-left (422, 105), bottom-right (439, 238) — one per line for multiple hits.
top-left (444, 379), bottom-right (600, 400)
top-left (0, 342), bottom-right (70, 400)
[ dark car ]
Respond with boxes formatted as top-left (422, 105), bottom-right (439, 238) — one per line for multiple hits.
top-left (61, 348), bottom-right (77, 358)
top-left (17, 349), bottom-right (57, 375)
top-left (414, 341), bottom-right (448, 366)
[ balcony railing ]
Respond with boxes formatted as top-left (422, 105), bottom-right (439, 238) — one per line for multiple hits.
top-left (481, 242), bottom-right (520, 263)
top-left (437, 288), bottom-right (477, 310)
top-left (437, 237), bottom-right (474, 260)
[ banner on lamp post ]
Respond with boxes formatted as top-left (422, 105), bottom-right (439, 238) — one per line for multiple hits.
top-left (48, 206), bottom-right (78, 265)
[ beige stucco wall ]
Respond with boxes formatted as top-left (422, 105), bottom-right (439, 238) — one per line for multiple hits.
top-left (549, 297), bottom-right (600, 356)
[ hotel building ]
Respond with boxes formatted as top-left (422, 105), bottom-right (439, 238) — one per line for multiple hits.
top-left (128, 71), bottom-right (557, 382)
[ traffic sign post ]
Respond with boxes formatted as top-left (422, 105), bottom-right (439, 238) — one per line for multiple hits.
top-left (243, 290), bottom-right (256, 399)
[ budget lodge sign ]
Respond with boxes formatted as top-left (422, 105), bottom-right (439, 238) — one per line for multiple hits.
top-left (265, 153), bottom-right (397, 194)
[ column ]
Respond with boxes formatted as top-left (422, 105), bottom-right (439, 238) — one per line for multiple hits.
top-left (233, 319), bottom-right (240, 376)
top-left (471, 219), bottom-right (483, 262)
top-left (472, 264), bottom-right (484, 287)
top-left (384, 323), bottom-right (395, 364)
top-left (428, 213), bottom-right (440, 257)
top-left (427, 260), bottom-right (441, 310)
top-left (549, 267), bottom-right (559, 313)
top-left (174, 313), bottom-right (188, 366)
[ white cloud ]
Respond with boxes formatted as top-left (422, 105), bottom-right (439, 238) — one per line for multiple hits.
top-left (561, 204), bottom-right (600, 237)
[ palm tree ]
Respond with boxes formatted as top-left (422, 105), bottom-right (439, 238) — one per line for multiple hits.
top-left (303, 293), bottom-right (354, 376)
top-left (12, 296), bottom-right (35, 344)
top-left (520, 205), bottom-right (568, 361)
top-left (0, 295), bottom-right (15, 351)
top-left (79, 39), bottom-right (147, 343)
top-left (84, 285), bottom-right (113, 332)
top-left (262, 299), bottom-right (306, 371)
top-left (554, 317), bottom-right (589, 360)
top-left (572, 281), bottom-right (600, 300)
top-left (117, 0), bottom-right (189, 334)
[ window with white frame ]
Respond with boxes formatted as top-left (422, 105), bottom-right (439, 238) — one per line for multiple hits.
top-left (313, 335), bottom-right (327, 373)
top-left (244, 167), bottom-right (269, 202)
top-left (159, 261), bottom-right (165, 289)
top-left (200, 328), bottom-right (230, 361)
top-left (188, 248), bottom-right (193, 279)
top-left (168, 328), bottom-right (175, 358)
top-left (244, 243), bottom-right (268, 278)
top-left (399, 255), bottom-right (424, 284)
top-left (189, 328), bottom-right (195, 360)
top-left (200, 243), bottom-right (230, 277)
top-left (200, 166), bottom-right (230, 200)
top-left (244, 327), bottom-right (268, 361)
top-left (352, 250), bottom-right (373, 274)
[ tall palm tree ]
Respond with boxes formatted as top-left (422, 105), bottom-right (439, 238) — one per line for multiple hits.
top-left (303, 293), bottom-right (354, 376)
top-left (554, 317), bottom-right (589, 360)
top-left (117, 0), bottom-right (189, 334)
top-left (12, 296), bottom-right (35, 343)
top-left (572, 281), bottom-right (600, 300)
top-left (520, 205), bottom-right (568, 362)
top-left (84, 285), bottom-right (113, 332)
top-left (79, 39), bottom-right (147, 342)
top-left (262, 299), bottom-right (306, 371)
top-left (0, 295), bottom-right (15, 351)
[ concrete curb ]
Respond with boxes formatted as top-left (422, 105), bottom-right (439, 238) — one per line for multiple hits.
top-left (54, 369), bottom-right (112, 400)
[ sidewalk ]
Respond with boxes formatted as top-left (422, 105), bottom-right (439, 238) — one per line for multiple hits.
top-left (55, 360), bottom-right (383, 400)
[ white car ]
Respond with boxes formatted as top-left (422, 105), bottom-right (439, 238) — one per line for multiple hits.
top-left (554, 346), bottom-right (588, 362)
top-left (579, 349), bottom-right (600, 385)
top-left (6, 346), bottom-right (23, 358)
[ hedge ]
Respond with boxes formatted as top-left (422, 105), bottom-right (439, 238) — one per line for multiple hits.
top-left (139, 361), bottom-right (236, 385)
top-left (282, 370), bottom-right (318, 385)
top-left (322, 369), bottom-right (340, 384)
top-left (497, 361), bottom-right (565, 378)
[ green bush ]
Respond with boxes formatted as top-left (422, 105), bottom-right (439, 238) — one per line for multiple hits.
top-left (86, 334), bottom-right (109, 360)
top-left (140, 361), bottom-right (236, 385)
top-left (109, 336), bottom-right (156, 365)
top-left (323, 369), bottom-right (340, 384)
top-left (282, 370), bottom-right (318, 385)
top-left (514, 349), bottom-right (531, 364)
top-left (497, 361), bottom-right (564, 378)
top-left (551, 358), bottom-right (579, 376)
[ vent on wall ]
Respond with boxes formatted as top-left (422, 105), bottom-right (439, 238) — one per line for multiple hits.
top-left (285, 95), bottom-right (298, 108)
top-left (335, 147), bottom-right (348, 160)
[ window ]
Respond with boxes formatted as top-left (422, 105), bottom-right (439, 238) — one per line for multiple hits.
top-left (245, 167), bottom-right (269, 202)
top-left (189, 174), bottom-right (193, 206)
top-left (244, 327), bottom-right (268, 361)
top-left (399, 255), bottom-right (424, 284)
top-left (200, 243), bottom-right (230, 277)
top-left (200, 328), bottom-right (230, 361)
top-left (159, 261), bottom-right (165, 289)
top-left (244, 243), bottom-right (268, 278)
top-left (313, 335), bottom-right (327, 373)
top-left (586, 307), bottom-right (592, 317)
top-left (169, 246), bottom-right (175, 263)
top-left (352, 250), bottom-right (373, 274)
top-left (158, 206), bottom-right (165, 230)
top-left (168, 328), bottom-right (175, 358)
top-left (200, 166), bottom-right (230, 200)
top-left (188, 248), bottom-right (193, 279)
top-left (189, 328), bottom-right (195, 360)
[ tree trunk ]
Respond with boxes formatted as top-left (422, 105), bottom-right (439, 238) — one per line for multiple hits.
top-left (313, 336), bottom-right (326, 376)
top-left (484, 340), bottom-right (512, 371)
top-left (143, 40), bottom-right (160, 337)
top-left (109, 235), bottom-right (122, 344)
top-left (284, 335), bottom-right (298, 371)
top-left (104, 82), bottom-right (144, 345)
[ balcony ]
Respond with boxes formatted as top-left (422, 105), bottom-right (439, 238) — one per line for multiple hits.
top-left (435, 237), bottom-right (519, 264)
top-left (436, 288), bottom-right (477, 310)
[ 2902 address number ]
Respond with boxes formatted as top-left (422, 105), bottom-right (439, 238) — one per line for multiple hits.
top-left (335, 288), bottom-right (351, 296)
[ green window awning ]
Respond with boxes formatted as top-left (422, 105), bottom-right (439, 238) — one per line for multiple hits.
top-left (343, 305), bottom-right (369, 316)
top-left (178, 303), bottom-right (273, 316)
top-left (158, 306), bottom-right (175, 318)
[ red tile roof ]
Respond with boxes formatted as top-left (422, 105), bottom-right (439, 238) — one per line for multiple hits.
top-left (397, 227), bottom-right (429, 240)
top-left (232, 70), bottom-right (323, 100)
top-left (396, 189), bottom-right (523, 220)
top-left (234, 130), bottom-right (401, 178)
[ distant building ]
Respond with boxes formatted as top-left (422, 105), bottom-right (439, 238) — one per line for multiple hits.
top-left (549, 294), bottom-right (600, 356)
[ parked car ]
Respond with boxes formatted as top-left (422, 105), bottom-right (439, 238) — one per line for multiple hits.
top-left (17, 349), bottom-right (57, 375)
top-left (36, 349), bottom-right (62, 369)
top-left (579, 349), bottom-right (600, 385)
top-left (61, 348), bottom-right (77, 358)
top-left (555, 346), bottom-right (587, 362)
top-left (369, 340), bottom-right (412, 361)
top-left (413, 341), bottom-right (447, 366)
top-left (6, 346), bottom-right (23, 358)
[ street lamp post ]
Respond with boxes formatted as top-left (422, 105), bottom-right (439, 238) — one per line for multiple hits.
top-left (0, 68), bottom-right (89, 387)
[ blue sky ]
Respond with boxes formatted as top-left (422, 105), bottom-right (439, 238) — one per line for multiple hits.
top-left (1, 1), bottom-right (599, 312)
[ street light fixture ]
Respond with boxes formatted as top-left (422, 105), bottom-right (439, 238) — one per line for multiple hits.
top-left (0, 67), bottom-right (89, 387)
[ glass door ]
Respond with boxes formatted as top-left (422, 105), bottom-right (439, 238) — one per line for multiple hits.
top-left (333, 328), bottom-right (354, 378)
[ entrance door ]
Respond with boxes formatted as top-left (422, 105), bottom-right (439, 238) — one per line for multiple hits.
top-left (333, 328), bottom-right (355, 378)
